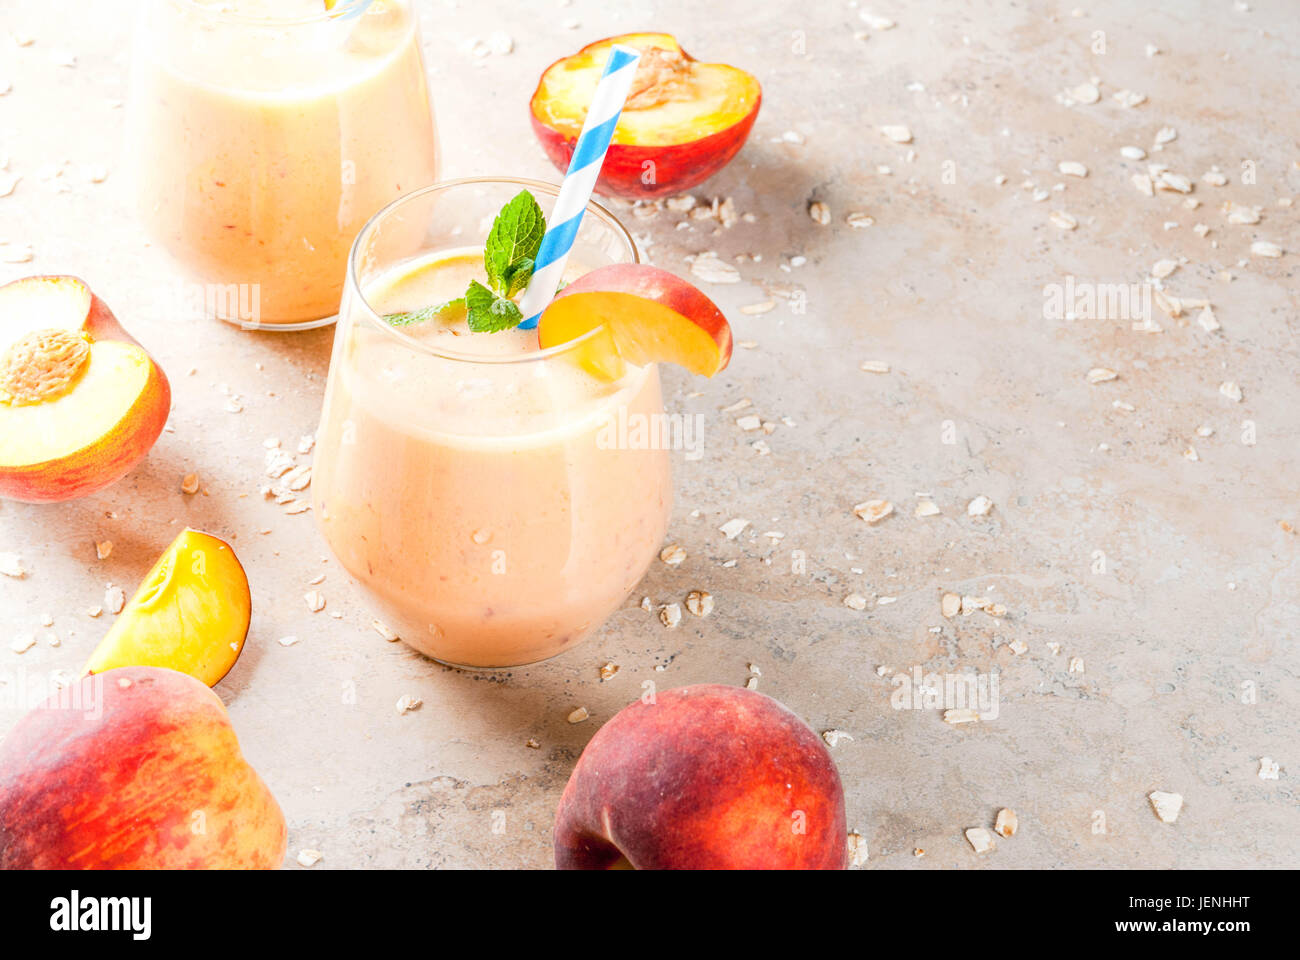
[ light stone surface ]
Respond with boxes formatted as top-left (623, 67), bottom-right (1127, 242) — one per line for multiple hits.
top-left (1, 0), bottom-right (1297, 869)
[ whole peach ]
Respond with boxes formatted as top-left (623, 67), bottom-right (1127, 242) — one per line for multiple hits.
top-left (554, 684), bottom-right (847, 869)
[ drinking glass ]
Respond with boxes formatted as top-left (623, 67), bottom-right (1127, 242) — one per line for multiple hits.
top-left (127, 0), bottom-right (439, 329)
top-left (312, 178), bottom-right (672, 667)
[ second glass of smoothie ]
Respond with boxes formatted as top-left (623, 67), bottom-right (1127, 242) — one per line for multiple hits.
top-left (312, 178), bottom-right (672, 667)
top-left (128, 0), bottom-right (439, 329)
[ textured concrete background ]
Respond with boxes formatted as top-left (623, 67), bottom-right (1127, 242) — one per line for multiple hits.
top-left (1, 0), bottom-right (1297, 868)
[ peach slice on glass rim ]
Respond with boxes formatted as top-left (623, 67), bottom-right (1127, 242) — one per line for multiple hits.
top-left (537, 264), bottom-right (733, 380)
top-left (0, 276), bottom-right (170, 503)
top-left (531, 33), bottom-right (762, 199)
top-left (84, 528), bottom-right (252, 688)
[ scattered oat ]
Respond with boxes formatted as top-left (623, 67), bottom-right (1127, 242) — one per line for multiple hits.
top-left (599, 661), bottom-right (620, 680)
top-left (914, 499), bottom-right (940, 518)
top-left (9, 634), bottom-right (36, 654)
top-left (659, 543), bottom-right (687, 566)
top-left (1250, 240), bottom-right (1283, 258)
top-left (567, 706), bottom-right (590, 724)
top-left (371, 619), bottom-right (399, 642)
top-left (0, 553), bottom-right (25, 578)
top-left (1219, 381), bottom-right (1243, 402)
top-left (525, 738), bottom-right (541, 749)
top-left (879, 125), bottom-right (912, 143)
top-left (0, 242), bottom-right (34, 263)
top-left (180, 472), bottom-right (200, 495)
top-left (1225, 202), bottom-right (1261, 224)
top-left (104, 585), bottom-right (126, 614)
top-left (1150, 258), bottom-right (1179, 279)
top-left (1008, 638), bottom-right (1028, 655)
top-left (685, 590), bottom-right (714, 617)
top-left (659, 603), bottom-right (682, 628)
top-left (718, 517), bottom-right (749, 540)
top-left (823, 730), bottom-right (854, 748)
top-left (965, 827), bottom-right (996, 853)
top-left (1258, 757), bottom-right (1280, 781)
top-left (853, 499), bottom-right (894, 524)
top-left (303, 590), bottom-right (325, 612)
top-left (846, 212), bottom-right (874, 228)
top-left (994, 808), bottom-right (1018, 838)
top-left (1058, 161), bottom-right (1088, 177)
top-left (395, 694), bottom-right (422, 715)
top-left (941, 593), bottom-right (961, 618)
top-left (944, 708), bottom-right (981, 725)
top-left (1132, 173), bottom-right (1154, 197)
top-left (1120, 146), bottom-right (1147, 160)
top-left (276, 635), bottom-right (300, 647)
top-left (1148, 790), bottom-right (1183, 823)
top-left (966, 495), bottom-right (994, 517)
top-left (296, 849), bottom-right (322, 867)
top-left (736, 414), bottom-right (762, 431)
top-left (1049, 210), bottom-right (1077, 230)
top-left (860, 10), bottom-right (896, 29)
top-left (843, 594), bottom-right (868, 611)
top-left (1197, 306), bottom-right (1220, 332)
top-left (1087, 367), bottom-right (1118, 384)
top-left (740, 300), bottom-right (774, 315)
top-left (689, 252), bottom-right (740, 284)
top-left (1112, 89), bottom-right (1147, 108)
top-left (808, 200), bottom-right (830, 225)
top-left (1156, 171), bottom-right (1193, 194)
top-left (860, 360), bottom-right (890, 373)
top-left (846, 832), bottom-right (868, 866)
top-left (1069, 82), bottom-right (1100, 104)
top-left (95, 540), bottom-right (113, 561)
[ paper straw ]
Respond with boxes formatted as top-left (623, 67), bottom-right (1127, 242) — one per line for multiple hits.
top-left (517, 44), bottom-right (642, 330)
top-left (327, 0), bottom-right (374, 18)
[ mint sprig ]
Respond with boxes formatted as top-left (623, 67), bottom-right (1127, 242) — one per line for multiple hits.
top-left (383, 190), bottom-right (547, 334)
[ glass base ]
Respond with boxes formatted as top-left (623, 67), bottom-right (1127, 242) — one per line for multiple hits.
top-left (219, 312), bottom-right (339, 333)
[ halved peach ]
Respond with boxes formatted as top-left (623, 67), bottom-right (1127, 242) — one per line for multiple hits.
top-left (538, 263), bottom-right (732, 379)
top-left (84, 529), bottom-right (251, 687)
top-left (530, 33), bottom-right (761, 199)
top-left (0, 276), bottom-right (170, 503)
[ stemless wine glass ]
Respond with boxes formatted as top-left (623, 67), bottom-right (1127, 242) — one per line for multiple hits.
top-left (312, 178), bottom-right (673, 668)
top-left (127, 0), bottom-right (439, 330)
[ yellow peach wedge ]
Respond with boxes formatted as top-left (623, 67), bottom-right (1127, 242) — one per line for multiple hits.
top-left (538, 263), bottom-right (733, 380)
top-left (84, 529), bottom-right (252, 687)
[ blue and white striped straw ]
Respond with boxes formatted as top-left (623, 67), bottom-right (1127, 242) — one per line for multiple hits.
top-left (517, 44), bottom-right (642, 330)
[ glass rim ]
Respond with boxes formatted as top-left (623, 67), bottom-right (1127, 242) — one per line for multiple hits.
top-left (174, 0), bottom-right (374, 27)
top-left (345, 176), bottom-right (641, 366)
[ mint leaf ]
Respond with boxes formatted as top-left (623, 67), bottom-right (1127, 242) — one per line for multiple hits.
top-left (484, 190), bottom-right (545, 295)
top-left (502, 258), bottom-right (535, 298)
top-left (383, 297), bottom-right (466, 327)
top-left (465, 280), bottom-right (523, 333)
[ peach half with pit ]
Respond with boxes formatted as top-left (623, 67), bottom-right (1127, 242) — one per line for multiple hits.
top-left (0, 275), bottom-right (170, 503)
top-left (530, 33), bottom-right (761, 199)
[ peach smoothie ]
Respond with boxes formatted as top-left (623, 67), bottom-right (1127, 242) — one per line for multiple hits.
top-left (312, 251), bottom-right (672, 667)
top-left (128, 0), bottom-right (438, 327)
